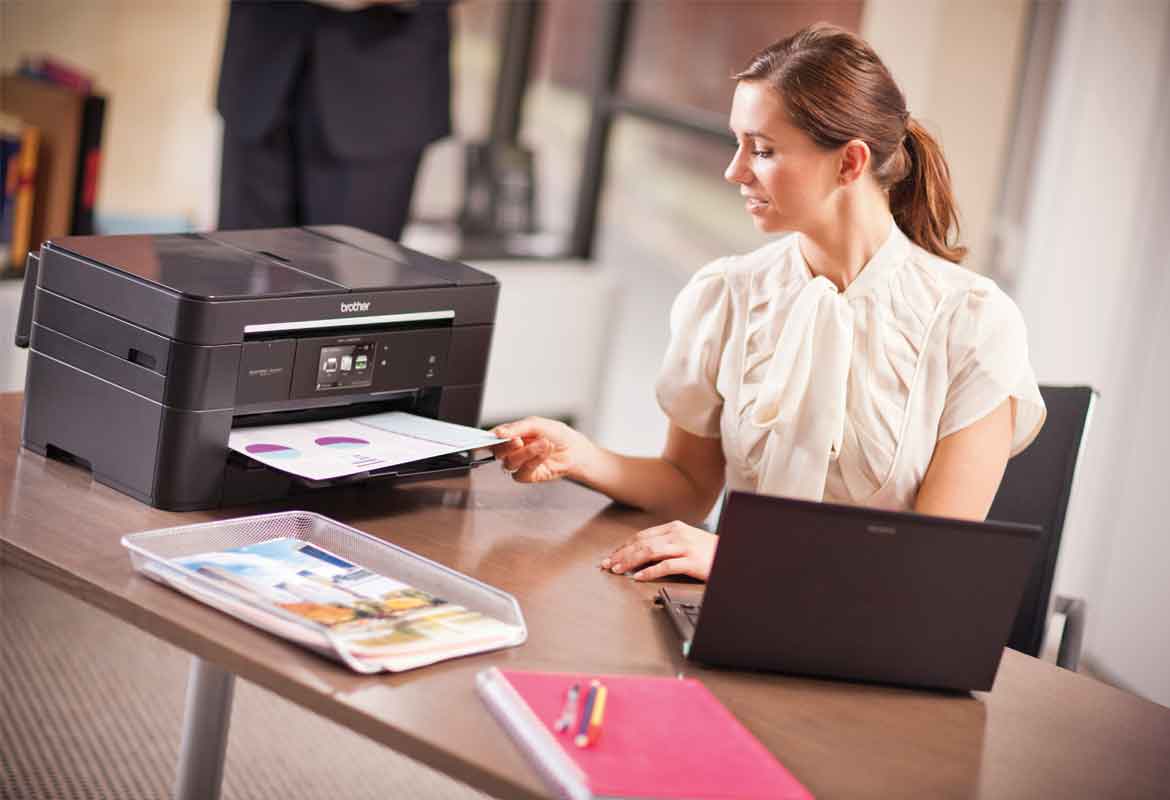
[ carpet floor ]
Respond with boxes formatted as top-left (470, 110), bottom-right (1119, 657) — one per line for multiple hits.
top-left (0, 566), bottom-right (491, 800)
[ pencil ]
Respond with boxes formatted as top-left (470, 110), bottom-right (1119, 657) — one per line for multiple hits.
top-left (574, 680), bottom-right (599, 747)
top-left (584, 683), bottom-right (607, 746)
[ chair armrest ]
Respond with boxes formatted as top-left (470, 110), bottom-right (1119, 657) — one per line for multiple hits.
top-left (1053, 594), bottom-right (1086, 671)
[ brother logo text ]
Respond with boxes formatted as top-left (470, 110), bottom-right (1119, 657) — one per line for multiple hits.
top-left (340, 301), bottom-right (371, 313)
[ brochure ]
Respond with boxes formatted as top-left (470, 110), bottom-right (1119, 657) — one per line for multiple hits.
top-left (168, 536), bottom-right (524, 672)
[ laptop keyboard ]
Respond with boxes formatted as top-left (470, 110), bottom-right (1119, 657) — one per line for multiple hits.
top-left (656, 588), bottom-right (704, 643)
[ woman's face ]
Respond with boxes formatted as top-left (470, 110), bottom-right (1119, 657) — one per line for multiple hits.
top-left (725, 80), bottom-right (841, 234)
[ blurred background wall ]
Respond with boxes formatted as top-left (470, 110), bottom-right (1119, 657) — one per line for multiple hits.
top-left (1, 0), bottom-right (1167, 707)
top-left (0, 0), bottom-right (1031, 267)
top-left (0, 0), bottom-right (227, 232)
top-left (1010, 0), bottom-right (1170, 706)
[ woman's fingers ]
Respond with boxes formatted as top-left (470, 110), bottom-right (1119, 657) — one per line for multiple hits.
top-left (632, 557), bottom-right (692, 582)
top-left (491, 416), bottom-right (585, 485)
top-left (512, 459), bottom-right (556, 483)
top-left (498, 438), bottom-right (550, 473)
top-left (492, 418), bottom-right (562, 478)
top-left (490, 437), bottom-right (526, 459)
top-left (492, 416), bottom-right (556, 442)
top-left (599, 522), bottom-right (717, 581)
top-left (605, 535), bottom-right (688, 574)
top-left (600, 522), bottom-right (683, 570)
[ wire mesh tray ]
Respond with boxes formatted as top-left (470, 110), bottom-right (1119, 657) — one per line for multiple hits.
top-left (122, 511), bottom-right (527, 673)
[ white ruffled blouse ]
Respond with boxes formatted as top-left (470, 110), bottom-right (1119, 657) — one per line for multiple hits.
top-left (655, 222), bottom-right (1046, 510)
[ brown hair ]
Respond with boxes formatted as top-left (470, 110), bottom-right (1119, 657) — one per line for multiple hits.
top-left (734, 23), bottom-right (967, 263)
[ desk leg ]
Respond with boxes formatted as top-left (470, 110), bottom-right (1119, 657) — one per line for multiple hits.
top-left (174, 656), bottom-right (236, 800)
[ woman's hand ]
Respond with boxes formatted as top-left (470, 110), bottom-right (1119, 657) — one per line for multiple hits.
top-left (490, 417), bottom-right (595, 483)
top-left (601, 521), bottom-right (718, 582)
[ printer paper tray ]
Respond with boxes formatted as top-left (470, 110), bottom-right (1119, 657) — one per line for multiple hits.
top-left (122, 510), bottom-right (527, 673)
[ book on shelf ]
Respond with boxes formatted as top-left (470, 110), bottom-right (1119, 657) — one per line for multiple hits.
top-left (0, 116), bottom-right (40, 275)
top-left (16, 56), bottom-right (104, 235)
top-left (0, 121), bottom-right (18, 270)
top-left (70, 93), bottom-right (105, 236)
top-left (0, 67), bottom-right (107, 267)
top-left (19, 55), bottom-right (96, 95)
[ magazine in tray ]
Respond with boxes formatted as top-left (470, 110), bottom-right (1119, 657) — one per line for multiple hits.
top-left (122, 511), bottom-right (526, 673)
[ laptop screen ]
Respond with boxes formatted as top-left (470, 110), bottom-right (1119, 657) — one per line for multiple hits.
top-left (689, 492), bottom-right (1041, 691)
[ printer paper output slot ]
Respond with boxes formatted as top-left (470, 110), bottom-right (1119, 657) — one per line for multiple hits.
top-left (226, 448), bottom-right (493, 494)
top-left (227, 409), bottom-right (504, 485)
top-left (231, 394), bottom-right (423, 429)
top-left (287, 450), bottom-right (495, 489)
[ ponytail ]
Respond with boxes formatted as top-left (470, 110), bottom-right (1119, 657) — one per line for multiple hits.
top-left (889, 118), bottom-right (967, 263)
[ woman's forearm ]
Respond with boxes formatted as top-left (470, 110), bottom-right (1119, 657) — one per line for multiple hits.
top-left (570, 444), bottom-right (717, 523)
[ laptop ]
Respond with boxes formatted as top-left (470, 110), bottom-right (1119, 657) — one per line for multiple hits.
top-left (657, 491), bottom-right (1042, 692)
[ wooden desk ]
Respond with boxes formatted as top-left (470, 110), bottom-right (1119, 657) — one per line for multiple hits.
top-left (2, 392), bottom-right (1169, 799)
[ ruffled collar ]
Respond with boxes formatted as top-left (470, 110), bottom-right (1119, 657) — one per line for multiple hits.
top-left (794, 219), bottom-right (911, 301)
top-left (738, 220), bottom-right (911, 502)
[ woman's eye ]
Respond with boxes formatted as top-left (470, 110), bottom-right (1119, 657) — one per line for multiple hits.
top-left (752, 149), bottom-right (773, 158)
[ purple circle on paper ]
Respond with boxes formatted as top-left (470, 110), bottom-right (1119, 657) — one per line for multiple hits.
top-left (245, 443), bottom-right (300, 459)
top-left (314, 436), bottom-right (369, 449)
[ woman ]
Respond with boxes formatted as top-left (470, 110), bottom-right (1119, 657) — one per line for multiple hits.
top-left (491, 23), bottom-right (1045, 582)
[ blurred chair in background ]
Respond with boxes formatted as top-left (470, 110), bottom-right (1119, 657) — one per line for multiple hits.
top-left (989, 385), bottom-right (1098, 671)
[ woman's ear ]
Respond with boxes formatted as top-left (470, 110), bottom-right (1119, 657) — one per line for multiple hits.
top-left (838, 139), bottom-right (871, 185)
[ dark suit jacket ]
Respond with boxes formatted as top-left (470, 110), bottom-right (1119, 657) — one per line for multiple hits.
top-left (216, 1), bottom-right (452, 160)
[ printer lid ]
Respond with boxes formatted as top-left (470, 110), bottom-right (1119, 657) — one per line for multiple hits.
top-left (208, 227), bottom-right (492, 291)
top-left (301, 225), bottom-right (496, 288)
top-left (50, 227), bottom-right (479, 301)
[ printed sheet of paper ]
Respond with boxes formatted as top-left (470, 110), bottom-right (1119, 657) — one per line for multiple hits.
top-left (228, 411), bottom-right (506, 481)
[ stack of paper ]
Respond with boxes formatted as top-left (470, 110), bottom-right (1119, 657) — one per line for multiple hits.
top-left (174, 537), bottom-right (524, 672)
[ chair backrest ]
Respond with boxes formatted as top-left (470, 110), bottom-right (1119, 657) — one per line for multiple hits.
top-left (987, 385), bottom-right (1097, 657)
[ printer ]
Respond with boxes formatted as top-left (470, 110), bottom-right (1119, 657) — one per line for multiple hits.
top-left (13, 225), bottom-right (499, 510)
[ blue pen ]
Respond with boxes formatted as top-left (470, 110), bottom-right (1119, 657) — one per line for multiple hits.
top-left (575, 681), bottom-right (598, 746)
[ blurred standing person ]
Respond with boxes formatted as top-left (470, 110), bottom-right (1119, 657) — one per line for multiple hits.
top-left (216, 0), bottom-right (451, 239)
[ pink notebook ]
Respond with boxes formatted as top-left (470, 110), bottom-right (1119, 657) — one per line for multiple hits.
top-left (498, 670), bottom-right (813, 800)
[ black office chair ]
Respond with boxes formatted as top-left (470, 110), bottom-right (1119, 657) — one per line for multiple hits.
top-left (988, 385), bottom-right (1097, 671)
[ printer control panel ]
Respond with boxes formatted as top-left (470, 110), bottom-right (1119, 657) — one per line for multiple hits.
top-left (315, 342), bottom-right (375, 391)
top-left (236, 326), bottom-right (452, 408)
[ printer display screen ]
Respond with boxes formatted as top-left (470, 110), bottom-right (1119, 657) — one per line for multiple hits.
top-left (315, 343), bottom-right (375, 391)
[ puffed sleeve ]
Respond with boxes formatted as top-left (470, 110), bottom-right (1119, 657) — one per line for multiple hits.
top-left (654, 259), bottom-right (733, 438)
top-left (939, 279), bottom-right (1046, 456)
